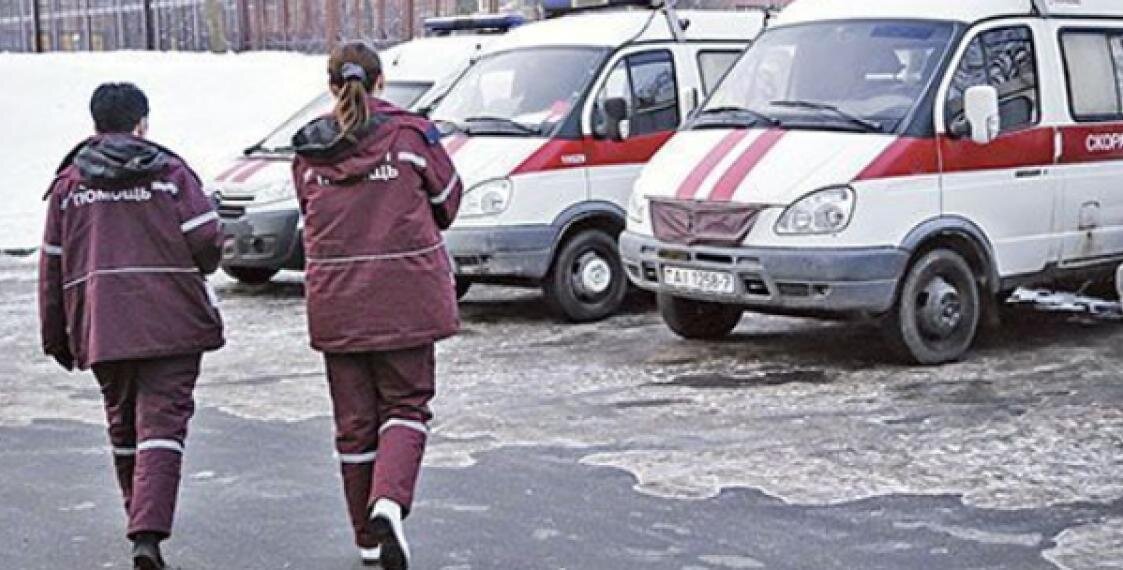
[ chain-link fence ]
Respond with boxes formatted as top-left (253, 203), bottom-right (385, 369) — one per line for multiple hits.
top-left (0, 0), bottom-right (787, 53)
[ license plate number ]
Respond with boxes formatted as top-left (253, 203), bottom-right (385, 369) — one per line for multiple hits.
top-left (662, 267), bottom-right (735, 295)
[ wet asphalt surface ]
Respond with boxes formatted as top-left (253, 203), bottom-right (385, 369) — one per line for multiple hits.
top-left (1, 254), bottom-right (1121, 569)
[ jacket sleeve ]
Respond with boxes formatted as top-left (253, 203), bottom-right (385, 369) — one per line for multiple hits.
top-left (38, 184), bottom-right (67, 355)
top-left (174, 168), bottom-right (223, 275)
top-left (399, 127), bottom-right (463, 230)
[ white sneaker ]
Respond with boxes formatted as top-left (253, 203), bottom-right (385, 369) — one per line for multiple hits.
top-left (368, 499), bottom-right (411, 570)
top-left (359, 546), bottom-right (381, 566)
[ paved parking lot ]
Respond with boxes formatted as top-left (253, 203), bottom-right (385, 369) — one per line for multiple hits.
top-left (1, 254), bottom-right (1121, 569)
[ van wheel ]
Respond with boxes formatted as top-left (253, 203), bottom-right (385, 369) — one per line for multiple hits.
top-left (455, 278), bottom-right (472, 300)
top-left (882, 249), bottom-right (980, 365)
top-left (223, 267), bottom-right (278, 285)
top-left (543, 229), bottom-right (627, 322)
top-left (658, 293), bottom-right (742, 340)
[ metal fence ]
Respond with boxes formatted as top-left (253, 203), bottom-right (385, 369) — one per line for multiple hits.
top-left (0, 0), bottom-right (787, 53)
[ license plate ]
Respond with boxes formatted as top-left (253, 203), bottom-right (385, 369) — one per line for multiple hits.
top-left (662, 266), bottom-right (735, 295)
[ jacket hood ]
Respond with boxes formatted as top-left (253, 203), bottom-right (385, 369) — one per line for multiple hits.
top-left (292, 97), bottom-right (411, 179)
top-left (71, 134), bottom-right (170, 183)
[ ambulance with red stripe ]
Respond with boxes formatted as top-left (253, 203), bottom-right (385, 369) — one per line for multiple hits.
top-left (431, 1), bottom-right (765, 321)
top-left (214, 16), bottom-right (522, 284)
top-left (621, 0), bottom-right (1123, 363)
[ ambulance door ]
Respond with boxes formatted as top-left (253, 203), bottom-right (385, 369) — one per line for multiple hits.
top-left (585, 46), bottom-right (684, 209)
top-left (937, 20), bottom-right (1060, 277)
top-left (1055, 25), bottom-right (1123, 267)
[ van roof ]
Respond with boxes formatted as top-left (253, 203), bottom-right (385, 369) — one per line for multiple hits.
top-left (382, 35), bottom-right (496, 83)
top-left (775, 0), bottom-right (1123, 27)
top-left (483, 9), bottom-right (764, 53)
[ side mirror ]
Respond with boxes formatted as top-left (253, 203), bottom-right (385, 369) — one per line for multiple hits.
top-left (963, 85), bottom-right (1000, 145)
top-left (602, 97), bottom-right (630, 141)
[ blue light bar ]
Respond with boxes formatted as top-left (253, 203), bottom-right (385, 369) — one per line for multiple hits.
top-left (423, 14), bottom-right (526, 34)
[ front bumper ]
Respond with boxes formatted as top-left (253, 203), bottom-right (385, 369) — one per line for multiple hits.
top-left (444, 225), bottom-right (559, 281)
top-left (619, 231), bottom-right (909, 314)
top-left (220, 207), bottom-right (304, 271)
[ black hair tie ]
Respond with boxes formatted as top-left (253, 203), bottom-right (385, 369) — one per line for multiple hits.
top-left (341, 62), bottom-right (367, 84)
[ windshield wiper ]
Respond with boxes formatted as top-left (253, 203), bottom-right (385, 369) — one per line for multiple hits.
top-left (464, 116), bottom-right (541, 135)
top-left (695, 106), bottom-right (781, 127)
top-left (770, 100), bottom-right (882, 132)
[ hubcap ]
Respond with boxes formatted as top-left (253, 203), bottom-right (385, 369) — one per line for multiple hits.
top-left (917, 276), bottom-right (963, 339)
top-left (575, 252), bottom-right (613, 297)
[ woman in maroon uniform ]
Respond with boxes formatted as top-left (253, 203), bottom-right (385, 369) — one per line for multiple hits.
top-left (291, 42), bottom-right (463, 569)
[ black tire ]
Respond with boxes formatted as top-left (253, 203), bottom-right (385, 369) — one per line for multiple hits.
top-left (455, 278), bottom-right (472, 300)
top-left (543, 229), bottom-right (628, 322)
top-left (658, 293), bottom-right (742, 340)
top-left (223, 266), bottom-right (279, 285)
top-left (882, 249), bottom-right (981, 365)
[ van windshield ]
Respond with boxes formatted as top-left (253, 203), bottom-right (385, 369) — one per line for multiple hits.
top-left (432, 47), bottom-right (607, 136)
top-left (698, 20), bottom-right (956, 134)
top-left (251, 81), bottom-right (433, 154)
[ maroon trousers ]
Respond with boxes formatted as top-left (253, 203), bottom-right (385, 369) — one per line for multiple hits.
top-left (92, 354), bottom-right (200, 540)
top-left (325, 345), bottom-right (435, 548)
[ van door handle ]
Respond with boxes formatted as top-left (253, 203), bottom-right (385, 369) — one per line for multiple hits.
top-left (1015, 168), bottom-right (1045, 179)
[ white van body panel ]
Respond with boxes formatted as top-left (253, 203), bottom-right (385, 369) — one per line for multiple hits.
top-left (1049, 19), bottom-right (1123, 267)
top-left (485, 9), bottom-right (764, 51)
top-left (776, 0), bottom-right (1035, 27)
top-left (933, 18), bottom-right (1063, 277)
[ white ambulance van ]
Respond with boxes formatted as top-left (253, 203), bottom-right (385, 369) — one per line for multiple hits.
top-left (431, 1), bottom-right (765, 321)
top-left (215, 15), bottom-right (522, 284)
top-left (621, 0), bottom-right (1123, 363)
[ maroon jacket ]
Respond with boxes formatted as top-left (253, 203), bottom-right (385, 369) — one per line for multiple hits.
top-left (292, 97), bottom-right (463, 353)
top-left (39, 134), bottom-right (225, 369)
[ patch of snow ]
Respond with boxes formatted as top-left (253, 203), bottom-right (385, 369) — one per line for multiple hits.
top-left (0, 51), bottom-right (326, 248)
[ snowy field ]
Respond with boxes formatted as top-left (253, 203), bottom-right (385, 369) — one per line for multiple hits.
top-left (0, 51), bottom-right (328, 249)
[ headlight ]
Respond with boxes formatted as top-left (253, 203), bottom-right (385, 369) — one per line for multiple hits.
top-left (254, 179), bottom-right (296, 204)
top-left (775, 186), bottom-right (855, 235)
top-left (627, 191), bottom-right (649, 225)
top-left (461, 178), bottom-right (512, 218)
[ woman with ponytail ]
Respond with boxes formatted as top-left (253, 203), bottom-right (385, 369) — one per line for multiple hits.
top-left (291, 41), bottom-right (464, 569)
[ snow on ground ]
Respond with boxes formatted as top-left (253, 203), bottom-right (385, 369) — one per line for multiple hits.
top-left (0, 51), bottom-right (327, 249)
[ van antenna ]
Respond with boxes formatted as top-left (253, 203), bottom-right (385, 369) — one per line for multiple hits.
top-left (663, 0), bottom-right (687, 43)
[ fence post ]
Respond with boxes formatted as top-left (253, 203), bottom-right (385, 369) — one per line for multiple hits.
top-left (236, 0), bottom-right (250, 50)
top-left (29, 0), bottom-right (41, 51)
top-left (83, 0), bottom-right (93, 50)
top-left (143, 0), bottom-right (154, 49)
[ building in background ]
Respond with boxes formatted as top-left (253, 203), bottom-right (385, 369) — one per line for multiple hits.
top-left (0, 0), bottom-right (791, 53)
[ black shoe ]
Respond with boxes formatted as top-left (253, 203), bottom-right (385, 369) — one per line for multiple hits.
top-left (132, 539), bottom-right (165, 570)
top-left (367, 500), bottom-right (410, 570)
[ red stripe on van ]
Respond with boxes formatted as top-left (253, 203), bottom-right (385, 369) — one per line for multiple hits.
top-left (444, 135), bottom-right (469, 156)
top-left (216, 161), bottom-right (248, 182)
top-left (707, 129), bottom-right (784, 202)
top-left (939, 128), bottom-right (1054, 173)
top-left (232, 159), bottom-right (270, 183)
top-left (511, 132), bottom-right (674, 175)
top-left (856, 128), bottom-right (1056, 182)
top-left (855, 137), bottom-right (939, 181)
top-left (1059, 122), bottom-right (1123, 164)
top-left (675, 130), bottom-right (750, 200)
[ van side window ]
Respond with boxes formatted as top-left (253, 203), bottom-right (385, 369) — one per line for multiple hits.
top-left (698, 51), bottom-right (741, 95)
top-left (946, 26), bottom-right (1039, 133)
top-left (1061, 30), bottom-right (1123, 121)
top-left (594, 50), bottom-right (680, 138)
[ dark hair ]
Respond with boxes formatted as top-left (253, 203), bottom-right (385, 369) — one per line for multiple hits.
top-left (90, 83), bottom-right (149, 134)
top-left (327, 42), bottom-right (383, 140)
